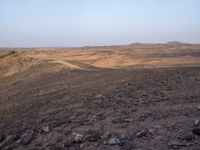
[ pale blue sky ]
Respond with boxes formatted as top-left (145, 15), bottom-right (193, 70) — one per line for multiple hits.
top-left (0, 0), bottom-right (200, 47)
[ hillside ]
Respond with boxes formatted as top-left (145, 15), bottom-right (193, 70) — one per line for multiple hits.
top-left (0, 43), bottom-right (200, 149)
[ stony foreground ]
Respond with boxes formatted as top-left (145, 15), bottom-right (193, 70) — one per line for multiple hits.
top-left (0, 67), bottom-right (200, 150)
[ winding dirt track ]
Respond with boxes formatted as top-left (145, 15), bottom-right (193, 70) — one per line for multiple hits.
top-left (50, 61), bottom-right (96, 71)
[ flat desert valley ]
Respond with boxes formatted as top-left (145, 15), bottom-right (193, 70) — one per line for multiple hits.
top-left (0, 42), bottom-right (200, 150)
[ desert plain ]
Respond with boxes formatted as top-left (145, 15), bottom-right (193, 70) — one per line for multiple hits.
top-left (0, 42), bottom-right (200, 149)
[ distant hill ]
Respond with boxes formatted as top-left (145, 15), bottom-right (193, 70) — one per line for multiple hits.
top-left (165, 41), bottom-right (190, 46)
top-left (129, 41), bottom-right (193, 46)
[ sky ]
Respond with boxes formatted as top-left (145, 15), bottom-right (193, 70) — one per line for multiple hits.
top-left (0, 0), bottom-right (200, 47)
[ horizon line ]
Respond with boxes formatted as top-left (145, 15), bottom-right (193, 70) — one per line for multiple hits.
top-left (0, 41), bottom-right (200, 49)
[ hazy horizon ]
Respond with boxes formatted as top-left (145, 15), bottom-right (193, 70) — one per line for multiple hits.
top-left (0, 0), bottom-right (200, 47)
top-left (1, 41), bottom-right (200, 49)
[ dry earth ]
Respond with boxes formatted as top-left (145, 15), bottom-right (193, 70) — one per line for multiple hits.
top-left (0, 43), bottom-right (200, 150)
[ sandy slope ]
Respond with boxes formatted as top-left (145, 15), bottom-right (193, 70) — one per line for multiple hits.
top-left (0, 44), bottom-right (200, 78)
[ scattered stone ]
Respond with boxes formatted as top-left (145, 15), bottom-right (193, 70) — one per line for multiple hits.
top-left (43, 126), bottom-right (50, 133)
top-left (63, 138), bottom-right (72, 147)
top-left (194, 120), bottom-right (200, 127)
top-left (123, 119), bottom-right (133, 122)
top-left (54, 143), bottom-right (65, 149)
top-left (101, 131), bottom-right (110, 142)
top-left (119, 132), bottom-right (127, 140)
top-left (80, 143), bottom-right (84, 148)
top-left (148, 128), bottom-right (156, 135)
top-left (85, 130), bottom-right (101, 142)
top-left (147, 147), bottom-right (157, 150)
top-left (72, 132), bottom-right (83, 143)
top-left (180, 132), bottom-right (195, 141)
top-left (54, 127), bottom-right (63, 133)
top-left (191, 128), bottom-right (200, 136)
top-left (55, 139), bottom-right (72, 149)
top-left (107, 137), bottom-right (120, 145)
top-left (154, 136), bottom-right (163, 141)
top-left (20, 130), bottom-right (34, 145)
top-left (98, 145), bottom-right (119, 150)
top-left (120, 140), bottom-right (134, 150)
top-left (0, 135), bottom-right (5, 143)
top-left (135, 148), bottom-right (144, 150)
top-left (136, 130), bottom-right (147, 138)
top-left (168, 139), bottom-right (191, 148)
top-left (96, 94), bottom-right (103, 98)
top-left (197, 106), bottom-right (200, 110)
top-left (0, 135), bottom-right (16, 149)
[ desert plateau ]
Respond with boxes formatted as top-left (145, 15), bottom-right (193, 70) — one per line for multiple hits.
top-left (0, 42), bottom-right (200, 150)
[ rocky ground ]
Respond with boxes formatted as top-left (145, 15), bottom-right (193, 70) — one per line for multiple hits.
top-left (0, 66), bottom-right (200, 150)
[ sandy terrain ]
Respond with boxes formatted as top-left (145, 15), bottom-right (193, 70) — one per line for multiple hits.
top-left (1, 43), bottom-right (200, 78)
top-left (0, 43), bottom-right (200, 149)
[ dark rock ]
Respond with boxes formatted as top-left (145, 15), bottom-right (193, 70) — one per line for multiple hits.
top-left (179, 132), bottom-right (195, 141)
top-left (54, 127), bottom-right (63, 133)
top-left (191, 128), bottom-right (200, 136)
top-left (63, 138), bottom-right (72, 147)
top-left (107, 137), bottom-right (120, 145)
top-left (120, 140), bottom-right (134, 150)
top-left (20, 130), bottom-right (34, 145)
top-left (0, 135), bottom-right (17, 149)
top-left (147, 147), bottom-right (156, 150)
top-left (123, 119), bottom-right (133, 122)
top-left (98, 145), bottom-right (120, 150)
top-left (101, 131), bottom-right (110, 142)
top-left (3, 140), bottom-right (20, 150)
top-left (168, 139), bottom-right (188, 148)
top-left (0, 134), bottom-right (5, 143)
top-left (119, 132), bottom-right (127, 140)
top-left (54, 143), bottom-right (65, 150)
top-left (136, 130), bottom-right (147, 138)
top-left (84, 130), bottom-right (101, 142)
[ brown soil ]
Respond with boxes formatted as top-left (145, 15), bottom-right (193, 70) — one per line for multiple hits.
top-left (0, 44), bottom-right (200, 150)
